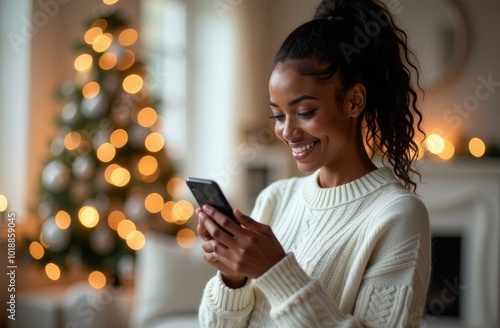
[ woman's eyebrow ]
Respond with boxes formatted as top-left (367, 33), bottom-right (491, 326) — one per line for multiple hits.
top-left (269, 95), bottom-right (318, 108)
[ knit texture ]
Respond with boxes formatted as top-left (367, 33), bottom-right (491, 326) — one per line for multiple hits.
top-left (198, 167), bottom-right (431, 327)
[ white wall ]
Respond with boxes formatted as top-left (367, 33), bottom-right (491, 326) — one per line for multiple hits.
top-left (0, 0), bottom-right (32, 219)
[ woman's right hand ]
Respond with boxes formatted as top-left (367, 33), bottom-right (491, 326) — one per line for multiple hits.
top-left (196, 208), bottom-right (247, 288)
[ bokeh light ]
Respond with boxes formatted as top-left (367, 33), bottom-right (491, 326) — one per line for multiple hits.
top-left (145, 193), bottom-right (164, 213)
top-left (108, 210), bottom-right (126, 230)
top-left (78, 206), bottom-right (100, 228)
top-left (103, 0), bottom-right (119, 5)
top-left (82, 82), bottom-right (100, 99)
top-left (469, 138), bottom-right (486, 157)
top-left (110, 129), bottom-right (128, 148)
top-left (138, 155), bottom-right (158, 176)
top-left (166, 177), bottom-right (185, 198)
top-left (74, 54), bottom-right (93, 72)
top-left (126, 230), bottom-right (145, 250)
top-left (137, 107), bottom-right (157, 127)
top-left (161, 201), bottom-right (176, 222)
top-left (116, 50), bottom-right (135, 71)
top-left (438, 139), bottom-right (455, 160)
top-left (96, 142), bottom-right (116, 163)
top-left (64, 131), bottom-right (82, 151)
top-left (118, 29), bottom-right (138, 46)
top-left (177, 229), bottom-right (196, 248)
top-left (88, 271), bottom-right (106, 289)
top-left (45, 263), bottom-right (61, 281)
top-left (122, 74), bottom-right (143, 94)
top-left (92, 33), bottom-right (113, 52)
top-left (425, 133), bottom-right (445, 155)
top-left (145, 132), bottom-right (164, 152)
top-left (55, 210), bottom-right (71, 229)
top-left (29, 241), bottom-right (45, 260)
top-left (84, 27), bottom-right (103, 45)
top-left (0, 194), bottom-right (8, 212)
top-left (117, 219), bottom-right (136, 239)
top-left (99, 52), bottom-right (117, 70)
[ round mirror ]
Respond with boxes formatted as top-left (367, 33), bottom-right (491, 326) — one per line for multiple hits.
top-left (397, 0), bottom-right (468, 91)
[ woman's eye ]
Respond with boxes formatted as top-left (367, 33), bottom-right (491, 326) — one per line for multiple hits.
top-left (269, 114), bottom-right (285, 121)
top-left (298, 108), bottom-right (318, 118)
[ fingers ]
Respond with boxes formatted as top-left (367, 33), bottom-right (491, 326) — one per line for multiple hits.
top-left (199, 205), bottom-right (243, 239)
top-left (234, 209), bottom-right (270, 234)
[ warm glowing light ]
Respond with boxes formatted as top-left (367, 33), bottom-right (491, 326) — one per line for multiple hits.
top-left (167, 177), bottom-right (185, 198)
top-left (117, 219), bottom-right (136, 239)
top-left (123, 74), bottom-right (143, 94)
top-left (439, 139), bottom-right (455, 160)
top-left (45, 263), bottom-right (61, 281)
top-left (145, 132), bottom-right (164, 152)
top-left (0, 194), bottom-right (8, 212)
top-left (29, 241), bottom-right (45, 259)
top-left (88, 271), bottom-right (107, 289)
top-left (92, 19), bottom-right (108, 30)
top-left (74, 54), bottom-right (93, 72)
top-left (425, 133), bottom-right (445, 155)
top-left (110, 129), bottom-right (128, 148)
top-left (118, 28), bottom-right (138, 46)
top-left (116, 50), bottom-right (135, 71)
top-left (82, 81), bottom-right (100, 99)
top-left (138, 155), bottom-right (158, 176)
top-left (137, 107), bottom-right (157, 127)
top-left (78, 206), bottom-right (100, 228)
top-left (145, 193), bottom-right (164, 213)
top-left (108, 210), bottom-right (126, 230)
top-left (96, 142), bottom-right (116, 163)
top-left (172, 200), bottom-right (194, 223)
top-left (469, 138), bottom-right (486, 157)
top-left (55, 210), bottom-right (71, 229)
top-left (110, 167), bottom-right (131, 187)
top-left (92, 33), bottom-right (113, 52)
top-left (99, 52), bottom-right (117, 70)
top-left (84, 27), bottom-right (103, 44)
top-left (161, 201), bottom-right (176, 222)
top-left (177, 229), bottom-right (196, 248)
top-left (64, 131), bottom-right (82, 150)
top-left (126, 230), bottom-right (146, 250)
top-left (105, 164), bottom-right (120, 183)
top-left (103, 0), bottom-right (119, 5)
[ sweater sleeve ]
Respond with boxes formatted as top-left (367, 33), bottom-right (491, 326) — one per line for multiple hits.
top-left (253, 195), bottom-right (431, 328)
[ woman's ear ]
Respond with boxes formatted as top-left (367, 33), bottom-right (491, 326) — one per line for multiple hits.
top-left (346, 83), bottom-right (366, 118)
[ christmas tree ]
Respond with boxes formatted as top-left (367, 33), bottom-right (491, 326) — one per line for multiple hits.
top-left (25, 3), bottom-right (195, 286)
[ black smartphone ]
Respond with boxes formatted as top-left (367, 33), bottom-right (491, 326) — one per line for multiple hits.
top-left (186, 177), bottom-right (236, 221)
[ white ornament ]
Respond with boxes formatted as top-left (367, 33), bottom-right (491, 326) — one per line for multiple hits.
top-left (72, 156), bottom-right (95, 180)
top-left (50, 137), bottom-right (65, 156)
top-left (81, 92), bottom-right (108, 119)
top-left (61, 101), bottom-right (81, 125)
top-left (42, 217), bottom-right (71, 252)
top-left (42, 160), bottom-right (71, 193)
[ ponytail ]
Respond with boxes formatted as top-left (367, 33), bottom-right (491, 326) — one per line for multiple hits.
top-left (274, 0), bottom-right (425, 192)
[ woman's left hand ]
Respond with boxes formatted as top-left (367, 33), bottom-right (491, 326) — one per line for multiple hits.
top-left (198, 205), bottom-right (286, 280)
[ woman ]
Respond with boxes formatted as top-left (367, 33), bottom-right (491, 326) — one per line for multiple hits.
top-left (197, 0), bottom-right (430, 326)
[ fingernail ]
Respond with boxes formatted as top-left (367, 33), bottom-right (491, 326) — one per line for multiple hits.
top-left (198, 212), bottom-right (207, 221)
top-left (202, 204), bottom-right (213, 214)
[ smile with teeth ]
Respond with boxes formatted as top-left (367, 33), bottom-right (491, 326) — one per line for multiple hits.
top-left (292, 140), bottom-right (319, 154)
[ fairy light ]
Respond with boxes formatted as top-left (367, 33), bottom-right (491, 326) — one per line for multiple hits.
top-left (84, 27), bottom-right (103, 44)
top-left (74, 54), bottom-right (93, 72)
top-left (145, 132), bottom-right (164, 152)
top-left (64, 131), bottom-right (82, 150)
top-left (78, 206), bottom-right (100, 228)
top-left (438, 139), bottom-right (455, 160)
top-left (425, 133), bottom-right (445, 155)
top-left (55, 210), bottom-right (71, 229)
top-left (122, 74), bottom-right (143, 94)
top-left (96, 142), bottom-right (116, 163)
top-left (88, 271), bottom-right (106, 289)
top-left (118, 28), bottom-right (138, 46)
top-left (45, 263), bottom-right (61, 281)
top-left (116, 50), bottom-right (135, 71)
top-left (0, 194), bottom-right (8, 212)
top-left (82, 82), bottom-right (100, 99)
top-left (469, 137), bottom-right (486, 157)
top-left (145, 193), bottom-right (164, 213)
top-left (110, 167), bottom-right (130, 187)
top-left (103, 0), bottom-right (119, 5)
top-left (126, 230), bottom-right (146, 250)
top-left (92, 33), bottom-right (113, 52)
top-left (177, 229), bottom-right (196, 249)
top-left (166, 177), bottom-right (185, 198)
top-left (108, 210), bottom-right (126, 230)
top-left (161, 201), bottom-right (176, 222)
top-left (138, 155), bottom-right (158, 176)
top-left (137, 107), bottom-right (157, 127)
top-left (110, 129), bottom-right (128, 148)
top-left (29, 241), bottom-right (45, 259)
top-left (99, 52), bottom-right (117, 70)
top-left (117, 219), bottom-right (136, 239)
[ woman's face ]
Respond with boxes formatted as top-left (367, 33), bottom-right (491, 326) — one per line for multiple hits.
top-left (268, 63), bottom-right (363, 174)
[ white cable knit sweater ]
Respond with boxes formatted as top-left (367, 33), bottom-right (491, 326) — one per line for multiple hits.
top-left (198, 167), bottom-right (431, 327)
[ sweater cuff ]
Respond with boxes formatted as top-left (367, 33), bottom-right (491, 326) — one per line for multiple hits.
top-left (254, 252), bottom-right (312, 307)
top-left (209, 271), bottom-right (254, 312)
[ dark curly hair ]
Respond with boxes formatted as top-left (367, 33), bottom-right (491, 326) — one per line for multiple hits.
top-left (273, 0), bottom-right (425, 192)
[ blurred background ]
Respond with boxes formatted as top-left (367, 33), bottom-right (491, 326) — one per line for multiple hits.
top-left (0, 0), bottom-right (499, 327)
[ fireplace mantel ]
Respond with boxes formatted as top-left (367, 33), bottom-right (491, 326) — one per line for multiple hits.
top-left (416, 159), bottom-right (500, 328)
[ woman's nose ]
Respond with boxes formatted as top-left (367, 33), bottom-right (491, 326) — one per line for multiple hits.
top-left (281, 118), bottom-right (301, 142)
